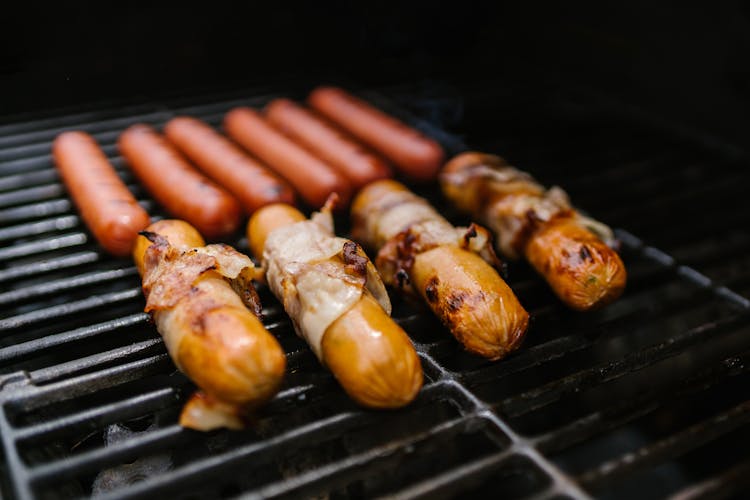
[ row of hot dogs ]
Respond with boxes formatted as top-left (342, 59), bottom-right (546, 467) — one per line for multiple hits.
top-left (51, 87), bottom-right (626, 430)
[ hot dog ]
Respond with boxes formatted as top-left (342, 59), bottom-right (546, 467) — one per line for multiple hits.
top-left (265, 98), bottom-right (392, 189)
top-left (440, 152), bottom-right (626, 311)
top-left (52, 131), bottom-right (151, 257)
top-left (351, 180), bottom-right (529, 360)
top-left (247, 200), bottom-right (422, 408)
top-left (308, 86), bottom-right (445, 181)
top-left (163, 116), bottom-right (295, 213)
top-left (133, 219), bottom-right (286, 430)
top-left (224, 107), bottom-right (352, 207)
top-left (118, 124), bottom-right (241, 238)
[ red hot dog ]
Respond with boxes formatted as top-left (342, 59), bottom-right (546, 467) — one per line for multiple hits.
top-left (52, 131), bottom-right (151, 257)
top-left (265, 98), bottom-right (391, 189)
top-left (164, 116), bottom-right (295, 214)
top-left (308, 87), bottom-right (445, 181)
top-left (224, 107), bottom-right (352, 208)
top-left (118, 124), bottom-right (241, 239)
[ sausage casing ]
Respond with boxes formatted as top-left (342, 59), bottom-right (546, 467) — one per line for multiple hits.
top-left (248, 202), bottom-right (422, 407)
top-left (265, 98), bottom-right (391, 189)
top-left (164, 116), bottom-right (295, 213)
top-left (133, 219), bottom-right (286, 430)
top-left (308, 86), bottom-right (445, 181)
top-left (224, 107), bottom-right (352, 207)
top-left (441, 152), bottom-right (626, 311)
top-left (118, 124), bottom-right (241, 238)
top-left (52, 131), bottom-right (151, 256)
top-left (351, 180), bottom-right (529, 360)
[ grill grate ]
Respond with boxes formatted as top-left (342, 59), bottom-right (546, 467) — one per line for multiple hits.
top-left (1, 83), bottom-right (749, 499)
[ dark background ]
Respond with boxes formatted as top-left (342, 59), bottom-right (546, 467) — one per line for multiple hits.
top-left (1, 2), bottom-right (749, 147)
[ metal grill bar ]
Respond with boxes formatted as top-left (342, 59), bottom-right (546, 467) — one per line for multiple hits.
top-left (0, 313), bottom-right (147, 366)
top-left (532, 347), bottom-right (750, 454)
top-left (498, 315), bottom-right (747, 419)
top-left (8, 354), bottom-right (170, 412)
top-left (0, 233), bottom-right (87, 261)
top-left (0, 288), bottom-right (141, 331)
top-left (0, 199), bottom-right (72, 225)
top-left (0, 170), bottom-right (59, 192)
top-left (14, 387), bottom-right (175, 444)
top-left (0, 134), bottom-right (117, 164)
top-left (0, 113), bottom-right (170, 150)
top-left (386, 450), bottom-right (518, 500)
top-left (577, 400), bottom-right (750, 489)
top-left (0, 84), bottom-right (749, 499)
top-left (28, 337), bottom-right (162, 385)
top-left (0, 157), bottom-right (61, 176)
top-left (0, 215), bottom-right (79, 243)
top-left (412, 343), bottom-right (591, 500)
top-left (457, 277), bottom-right (718, 385)
top-left (0, 268), bottom-right (137, 305)
top-left (0, 184), bottom-right (64, 208)
top-left (91, 412), bottom-right (364, 499)
top-left (0, 103), bottom-right (161, 137)
top-left (0, 251), bottom-right (99, 283)
top-left (246, 416), bottom-right (492, 500)
top-left (28, 426), bottom-right (187, 487)
top-left (668, 458), bottom-right (750, 500)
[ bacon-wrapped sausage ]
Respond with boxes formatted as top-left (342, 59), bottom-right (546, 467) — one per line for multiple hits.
top-left (440, 152), bottom-right (627, 311)
top-left (351, 180), bottom-right (529, 360)
top-left (247, 200), bottom-right (422, 408)
top-left (133, 220), bottom-right (286, 430)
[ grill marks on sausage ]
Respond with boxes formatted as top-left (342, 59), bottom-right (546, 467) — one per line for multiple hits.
top-left (440, 290), bottom-right (489, 333)
top-left (446, 292), bottom-right (466, 312)
top-left (442, 152), bottom-right (626, 311)
top-left (424, 276), bottom-right (440, 303)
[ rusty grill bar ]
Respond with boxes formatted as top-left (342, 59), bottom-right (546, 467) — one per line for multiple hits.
top-left (0, 84), bottom-right (749, 499)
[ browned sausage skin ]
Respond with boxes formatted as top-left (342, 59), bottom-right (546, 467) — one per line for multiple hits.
top-left (308, 86), bottom-right (445, 181)
top-left (351, 180), bottom-right (529, 360)
top-left (164, 116), bottom-right (295, 213)
top-left (133, 219), bottom-right (286, 430)
top-left (265, 98), bottom-right (392, 189)
top-left (224, 107), bottom-right (352, 207)
top-left (118, 124), bottom-right (241, 238)
top-left (52, 131), bottom-right (151, 256)
top-left (440, 152), bottom-right (626, 311)
top-left (248, 201), bottom-right (422, 408)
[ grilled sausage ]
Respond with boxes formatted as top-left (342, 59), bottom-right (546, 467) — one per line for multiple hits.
top-left (133, 219), bottom-right (286, 430)
top-left (224, 107), bottom-right (352, 207)
top-left (351, 180), bottom-right (529, 360)
top-left (118, 124), bottom-right (241, 238)
top-left (163, 116), bottom-right (295, 213)
top-left (308, 86), bottom-right (444, 181)
top-left (247, 201), bottom-right (422, 408)
top-left (265, 98), bottom-right (392, 189)
top-left (441, 152), bottom-right (626, 311)
top-left (52, 131), bottom-right (151, 256)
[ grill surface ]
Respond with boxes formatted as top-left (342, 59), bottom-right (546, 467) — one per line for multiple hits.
top-left (0, 83), bottom-right (749, 500)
